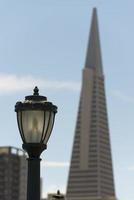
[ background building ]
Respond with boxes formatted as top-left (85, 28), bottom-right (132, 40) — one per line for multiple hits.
top-left (0, 146), bottom-right (27, 200)
top-left (46, 191), bottom-right (65, 200)
top-left (66, 8), bottom-right (116, 200)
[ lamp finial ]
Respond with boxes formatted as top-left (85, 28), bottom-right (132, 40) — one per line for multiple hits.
top-left (33, 86), bottom-right (39, 96)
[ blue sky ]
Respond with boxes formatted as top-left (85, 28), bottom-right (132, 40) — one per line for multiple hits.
top-left (0, 0), bottom-right (134, 200)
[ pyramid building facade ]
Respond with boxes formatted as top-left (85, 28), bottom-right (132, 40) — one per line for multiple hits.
top-left (66, 8), bottom-right (116, 200)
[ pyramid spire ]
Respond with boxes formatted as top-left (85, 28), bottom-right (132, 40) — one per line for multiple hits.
top-left (66, 8), bottom-right (116, 200)
top-left (85, 8), bottom-right (103, 76)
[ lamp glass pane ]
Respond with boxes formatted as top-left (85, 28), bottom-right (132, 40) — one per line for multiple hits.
top-left (43, 112), bottom-right (54, 144)
top-left (17, 111), bottom-right (24, 142)
top-left (41, 111), bottom-right (50, 142)
top-left (22, 110), bottom-right (44, 143)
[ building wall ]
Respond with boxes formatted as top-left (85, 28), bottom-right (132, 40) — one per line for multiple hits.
top-left (0, 147), bottom-right (27, 200)
top-left (19, 155), bottom-right (27, 200)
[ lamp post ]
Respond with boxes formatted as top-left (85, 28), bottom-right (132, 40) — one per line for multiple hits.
top-left (15, 86), bottom-right (57, 200)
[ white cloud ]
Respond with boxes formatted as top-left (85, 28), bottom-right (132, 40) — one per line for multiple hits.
top-left (128, 166), bottom-right (134, 171)
top-left (41, 161), bottom-right (70, 168)
top-left (111, 89), bottom-right (134, 103)
top-left (0, 73), bottom-right (80, 94)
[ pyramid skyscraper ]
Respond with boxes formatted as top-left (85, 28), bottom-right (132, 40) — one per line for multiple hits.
top-left (66, 8), bottom-right (116, 200)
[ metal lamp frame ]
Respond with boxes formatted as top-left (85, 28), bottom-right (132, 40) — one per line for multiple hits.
top-left (15, 87), bottom-right (57, 200)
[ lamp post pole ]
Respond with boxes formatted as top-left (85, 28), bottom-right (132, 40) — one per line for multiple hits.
top-left (15, 87), bottom-right (57, 200)
top-left (23, 144), bottom-right (46, 200)
top-left (27, 156), bottom-right (40, 200)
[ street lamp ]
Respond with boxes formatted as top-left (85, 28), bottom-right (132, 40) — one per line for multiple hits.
top-left (15, 86), bottom-right (57, 200)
